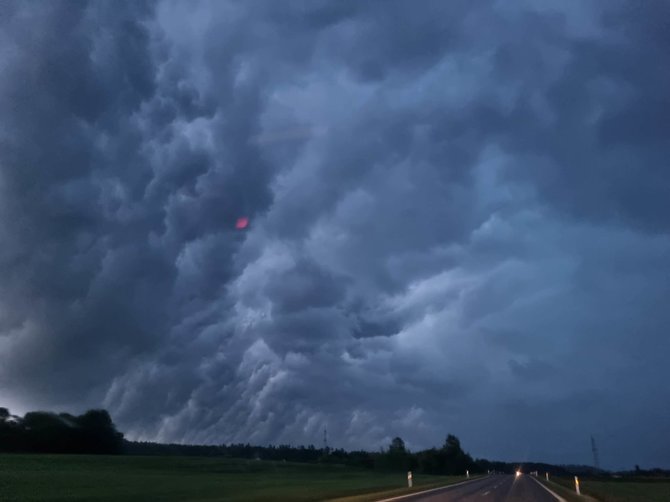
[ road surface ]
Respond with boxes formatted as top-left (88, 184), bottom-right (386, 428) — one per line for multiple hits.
top-left (380, 474), bottom-right (563, 502)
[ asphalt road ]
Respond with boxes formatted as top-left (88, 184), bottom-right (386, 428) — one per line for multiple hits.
top-left (382, 474), bottom-right (562, 502)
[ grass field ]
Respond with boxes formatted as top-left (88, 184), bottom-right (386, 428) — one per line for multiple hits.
top-left (543, 476), bottom-right (670, 502)
top-left (0, 454), bottom-right (464, 501)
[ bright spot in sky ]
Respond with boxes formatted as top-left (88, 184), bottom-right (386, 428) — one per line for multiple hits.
top-left (235, 217), bottom-right (249, 229)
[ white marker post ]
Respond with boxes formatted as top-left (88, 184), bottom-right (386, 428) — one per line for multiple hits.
top-left (407, 471), bottom-right (413, 488)
top-left (574, 476), bottom-right (581, 495)
top-left (466, 470), bottom-right (470, 479)
top-left (546, 472), bottom-right (549, 481)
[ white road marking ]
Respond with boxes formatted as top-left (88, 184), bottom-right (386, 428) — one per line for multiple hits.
top-left (375, 476), bottom-right (490, 502)
top-left (483, 490), bottom-right (491, 495)
top-left (528, 475), bottom-right (568, 502)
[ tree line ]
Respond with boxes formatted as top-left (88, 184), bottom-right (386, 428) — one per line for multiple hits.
top-left (125, 434), bottom-right (478, 474)
top-left (1, 406), bottom-right (480, 474)
top-left (5, 406), bottom-right (655, 478)
top-left (0, 407), bottom-right (123, 454)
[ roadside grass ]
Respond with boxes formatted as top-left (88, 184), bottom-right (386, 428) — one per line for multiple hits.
top-left (577, 478), bottom-right (670, 502)
top-left (536, 477), bottom-right (597, 502)
top-left (0, 454), bottom-right (461, 502)
top-left (540, 476), bottom-right (670, 502)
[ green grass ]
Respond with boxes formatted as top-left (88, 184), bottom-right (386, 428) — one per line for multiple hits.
top-left (0, 454), bottom-right (463, 501)
top-left (577, 478), bottom-right (670, 502)
top-left (542, 476), bottom-right (670, 502)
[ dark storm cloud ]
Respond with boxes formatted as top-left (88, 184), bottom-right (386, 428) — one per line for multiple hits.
top-left (490, 2), bottom-right (670, 233)
top-left (0, 0), bottom-right (272, 404)
top-left (1, 0), bottom-right (669, 470)
top-left (0, 0), bottom-right (162, 400)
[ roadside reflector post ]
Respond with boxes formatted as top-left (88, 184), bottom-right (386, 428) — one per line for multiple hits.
top-left (407, 471), bottom-right (413, 488)
top-left (574, 476), bottom-right (581, 495)
top-left (466, 470), bottom-right (470, 479)
top-left (546, 472), bottom-right (549, 481)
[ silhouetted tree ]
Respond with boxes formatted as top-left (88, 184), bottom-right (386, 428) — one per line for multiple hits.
top-left (377, 436), bottom-right (414, 471)
top-left (76, 409), bottom-right (124, 453)
top-left (0, 407), bottom-right (22, 452)
top-left (390, 437), bottom-right (406, 453)
top-left (441, 434), bottom-right (475, 474)
top-left (0, 407), bottom-right (124, 454)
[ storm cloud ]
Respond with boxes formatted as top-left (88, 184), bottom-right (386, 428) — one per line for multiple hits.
top-left (0, 0), bottom-right (668, 470)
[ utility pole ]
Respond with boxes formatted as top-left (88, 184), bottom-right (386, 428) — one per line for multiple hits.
top-left (323, 428), bottom-right (329, 454)
top-left (591, 435), bottom-right (600, 470)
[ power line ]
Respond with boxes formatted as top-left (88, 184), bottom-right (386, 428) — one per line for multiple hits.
top-left (591, 435), bottom-right (600, 470)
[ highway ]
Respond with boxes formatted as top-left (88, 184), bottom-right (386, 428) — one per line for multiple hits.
top-left (378, 474), bottom-right (564, 502)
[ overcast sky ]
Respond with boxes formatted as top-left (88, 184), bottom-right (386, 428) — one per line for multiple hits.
top-left (0, 0), bottom-right (668, 470)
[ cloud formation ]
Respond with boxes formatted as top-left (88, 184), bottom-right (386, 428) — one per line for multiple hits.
top-left (0, 0), bottom-right (668, 469)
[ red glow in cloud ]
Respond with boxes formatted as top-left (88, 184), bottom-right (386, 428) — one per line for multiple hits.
top-left (235, 217), bottom-right (249, 229)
